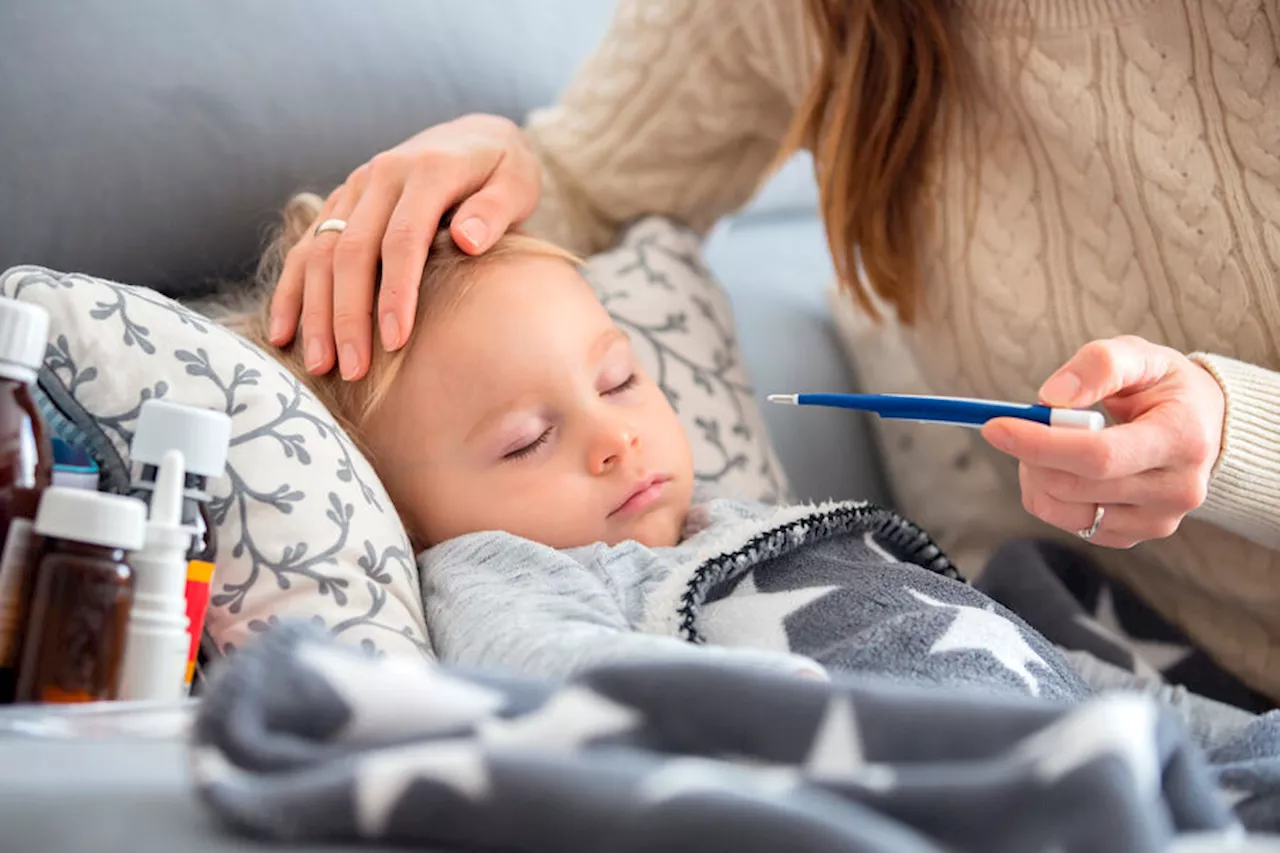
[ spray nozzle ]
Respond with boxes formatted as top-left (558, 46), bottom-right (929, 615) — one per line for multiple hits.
top-left (149, 448), bottom-right (186, 533)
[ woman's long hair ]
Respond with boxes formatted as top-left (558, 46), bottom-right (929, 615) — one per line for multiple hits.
top-left (780, 0), bottom-right (960, 325)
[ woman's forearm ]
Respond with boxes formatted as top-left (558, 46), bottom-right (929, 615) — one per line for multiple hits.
top-left (520, 0), bottom-right (810, 255)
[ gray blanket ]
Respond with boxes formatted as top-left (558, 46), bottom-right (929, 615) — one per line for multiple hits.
top-left (420, 499), bottom-right (1089, 701)
top-left (192, 624), bottom-right (1280, 852)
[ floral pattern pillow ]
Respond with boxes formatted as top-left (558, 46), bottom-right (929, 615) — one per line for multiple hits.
top-left (0, 266), bottom-right (431, 661)
top-left (584, 217), bottom-right (789, 504)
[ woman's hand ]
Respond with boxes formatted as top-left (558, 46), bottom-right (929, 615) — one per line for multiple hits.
top-left (981, 336), bottom-right (1227, 549)
top-left (268, 114), bottom-right (541, 380)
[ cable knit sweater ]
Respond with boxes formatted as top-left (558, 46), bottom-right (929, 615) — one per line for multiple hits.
top-left (520, 0), bottom-right (1280, 700)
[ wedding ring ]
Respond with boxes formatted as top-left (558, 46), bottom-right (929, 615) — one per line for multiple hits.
top-left (313, 218), bottom-right (348, 237)
top-left (1077, 505), bottom-right (1106, 540)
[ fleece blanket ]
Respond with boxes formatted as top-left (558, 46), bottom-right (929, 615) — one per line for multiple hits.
top-left (978, 538), bottom-right (1276, 714)
top-left (420, 498), bottom-right (1090, 701)
top-left (192, 624), bottom-right (1280, 853)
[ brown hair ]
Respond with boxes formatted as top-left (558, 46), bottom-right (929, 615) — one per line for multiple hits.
top-left (230, 193), bottom-right (579, 452)
top-left (779, 0), bottom-right (960, 324)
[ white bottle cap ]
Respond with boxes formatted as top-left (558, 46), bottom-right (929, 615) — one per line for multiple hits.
top-left (0, 298), bottom-right (50, 383)
top-left (34, 487), bottom-right (147, 552)
top-left (131, 399), bottom-right (232, 479)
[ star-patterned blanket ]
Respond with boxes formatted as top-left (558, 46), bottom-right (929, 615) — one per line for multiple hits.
top-left (418, 498), bottom-right (1088, 700)
top-left (192, 623), bottom-right (1280, 852)
top-left (978, 538), bottom-right (1277, 714)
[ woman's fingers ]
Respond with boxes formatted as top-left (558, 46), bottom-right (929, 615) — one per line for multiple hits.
top-left (374, 166), bottom-right (461, 352)
top-left (268, 114), bottom-right (542, 372)
top-left (332, 158), bottom-right (406, 379)
top-left (302, 183), bottom-right (363, 375)
top-left (270, 188), bottom-right (345, 346)
top-left (450, 144), bottom-right (541, 255)
top-left (1019, 464), bottom-right (1208, 516)
top-left (1038, 335), bottom-right (1175, 408)
top-left (1016, 465), bottom-right (1183, 548)
top-left (982, 416), bottom-right (1175, 480)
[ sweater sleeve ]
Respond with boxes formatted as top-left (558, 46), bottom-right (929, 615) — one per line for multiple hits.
top-left (420, 532), bottom-right (825, 682)
top-left (520, 0), bottom-right (812, 255)
top-left (1187, 352), bottom-right (1280, 550)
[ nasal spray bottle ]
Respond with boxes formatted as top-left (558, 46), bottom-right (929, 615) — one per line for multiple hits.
top-left (129, 400), bottom-right (231, 691)
top-left (118, 449), bottom-right (192, 701)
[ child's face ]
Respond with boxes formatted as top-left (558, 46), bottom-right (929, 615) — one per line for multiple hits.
top-left (366, 255), bottom-right (696, 551)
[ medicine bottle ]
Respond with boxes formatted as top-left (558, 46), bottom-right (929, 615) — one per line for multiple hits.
top-left (14, 487), bottom-right (147, 703)
top-left (0, 297), bottom-right (53, 703)
top-left (129, 399), bottom-right (230, 689)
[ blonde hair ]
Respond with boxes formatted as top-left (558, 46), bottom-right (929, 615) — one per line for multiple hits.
top-left (230, 192), bottom-right (579, 452)
top-left (778, 0), bottom-right (961, 325)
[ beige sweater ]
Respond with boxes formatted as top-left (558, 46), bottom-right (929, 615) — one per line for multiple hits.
top-left (522, 0), bottom-right (1280, 699)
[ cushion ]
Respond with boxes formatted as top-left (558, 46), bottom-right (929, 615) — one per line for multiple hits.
top-left (0, 266), bottom-right (431, 661)
top-left (584, 217), bottom-right (790, 504)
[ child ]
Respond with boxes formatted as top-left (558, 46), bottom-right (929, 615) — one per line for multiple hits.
top-left (231, 196), bottom-right (1249, 724)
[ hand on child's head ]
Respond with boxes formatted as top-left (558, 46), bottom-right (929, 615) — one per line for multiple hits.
top-left (363, 253), bottom-right (695, 551)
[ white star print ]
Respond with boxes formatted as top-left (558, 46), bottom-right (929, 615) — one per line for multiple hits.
top-left (478, 686), bottom-right (641, 753)
top-left (1013, 693), bottom-right (1159, 800)
top-left (355, 741), bottom-right (489, 835)
top-left (640, 757), bottom-right (800, 805)
top-left (861, 532), bottom-right (902, 564)
top-left (296, 642), bottom-right (506, 742)
top-left (805, 695), bottom-right (864, 777)
top-left (697, 574), bottom-right (840, 651)
top-left (803, 695), bottom-right (898, 791)
top-left (907, 588), bottom-right (1049, 696)
top-left (1075, 585), bottom-right (1192, 678)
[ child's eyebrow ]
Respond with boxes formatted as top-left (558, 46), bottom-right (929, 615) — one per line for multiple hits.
top-left (590, 327), bottom-right (629, 361)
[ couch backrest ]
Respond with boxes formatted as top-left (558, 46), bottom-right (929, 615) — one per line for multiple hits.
top-left (0, 1), bottom-right (615, 296)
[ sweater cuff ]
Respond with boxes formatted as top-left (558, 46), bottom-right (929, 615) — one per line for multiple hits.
top-left (1187, 352), bottom-right (1280, 549)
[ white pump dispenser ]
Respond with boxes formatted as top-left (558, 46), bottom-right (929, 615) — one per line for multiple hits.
top-left (118, 448), bottom-right (193, 701)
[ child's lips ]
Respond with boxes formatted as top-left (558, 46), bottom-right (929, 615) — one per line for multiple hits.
top-left (610, 475), bottom-right (671, 518)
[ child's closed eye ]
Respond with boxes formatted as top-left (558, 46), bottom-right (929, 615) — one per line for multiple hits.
top-left (504, 427), bottom-right (553, 461)
top-left (603, 374), bottom-right (638, 396)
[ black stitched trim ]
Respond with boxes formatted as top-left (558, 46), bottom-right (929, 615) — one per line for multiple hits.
top-left (676, 503), bottom-right (963, 644)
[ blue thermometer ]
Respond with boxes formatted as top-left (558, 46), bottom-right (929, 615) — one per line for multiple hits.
top-left (767, 393), bottom-right (1105, 430)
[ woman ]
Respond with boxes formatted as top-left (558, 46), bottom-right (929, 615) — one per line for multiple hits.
top-left (267, 0), bottom-right (1280, 700)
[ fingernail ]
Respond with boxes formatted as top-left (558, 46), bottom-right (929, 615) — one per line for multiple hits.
top-left (340, 344), bottom-right (360, 380)
top-left (380, 312), bottom-right (402, 350)
top-left (1041, 370), bottom-right (1081, 406)
top-left (457, 218), bottom-right (487, 250)
top-left (305, 338), bottom-right (324, 372)
top-left (268, 315), bottom-right (286, 344)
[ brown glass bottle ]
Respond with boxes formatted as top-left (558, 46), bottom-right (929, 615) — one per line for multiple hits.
top-left (0, 298), bottom-right (53, 704)
top-left (14, 488), bottom-right (147, 704)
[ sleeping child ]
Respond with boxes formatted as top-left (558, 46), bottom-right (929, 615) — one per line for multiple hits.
top-left (228, 195), bottom-right (1254, 730)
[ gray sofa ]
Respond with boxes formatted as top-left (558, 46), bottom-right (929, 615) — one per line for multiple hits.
top-left (0, 2), bottom-right (890, 850)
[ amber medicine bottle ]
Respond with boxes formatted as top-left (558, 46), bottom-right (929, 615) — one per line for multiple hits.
top-left (0, 298), bottom-right (53, 703)
top-left (14, 488), bottom-right (147, 703)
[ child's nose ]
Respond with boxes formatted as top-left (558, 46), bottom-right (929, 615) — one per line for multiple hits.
top-left (589, 418), bottom-right (639, 474)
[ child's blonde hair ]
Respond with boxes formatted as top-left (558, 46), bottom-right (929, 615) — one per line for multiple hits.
top-left (231, 192), bottom-right (580, 452)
